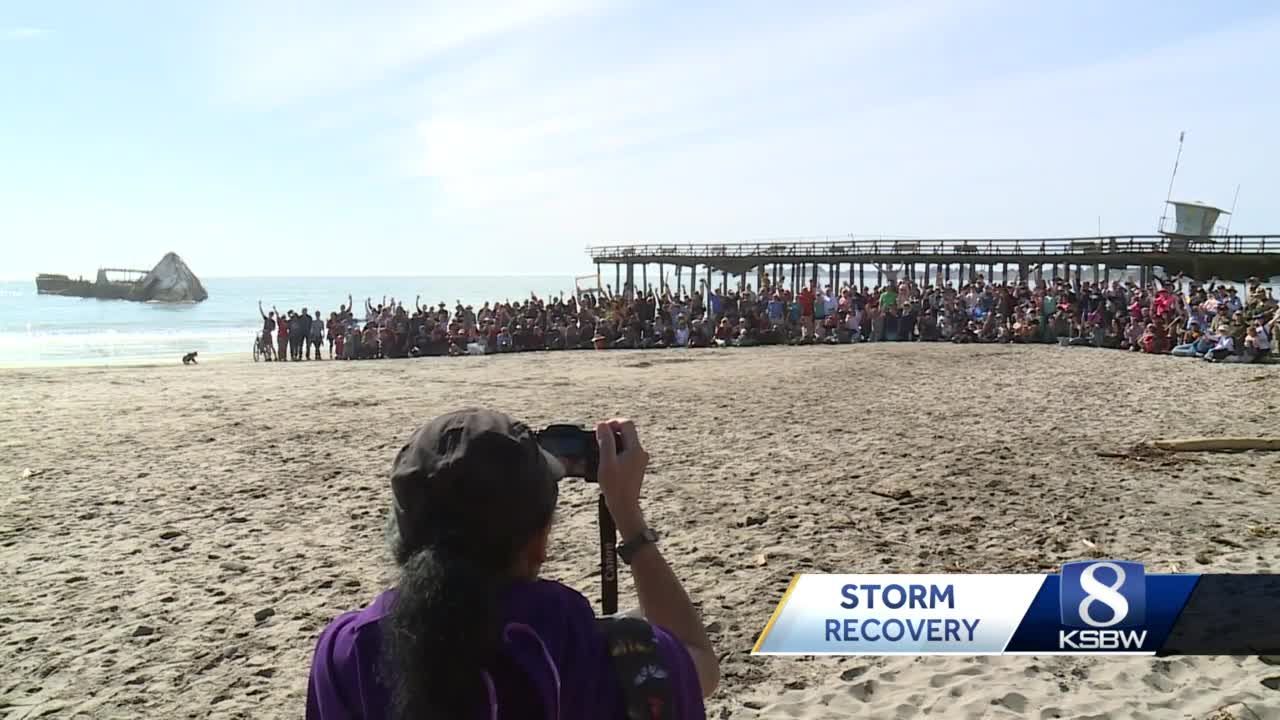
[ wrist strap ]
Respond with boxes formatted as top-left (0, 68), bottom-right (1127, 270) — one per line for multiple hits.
top-left (618, 528), bottom-right (658, 564)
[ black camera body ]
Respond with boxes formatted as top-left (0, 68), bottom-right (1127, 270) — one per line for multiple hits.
top-left (536, 424), bottom-right (624, 482)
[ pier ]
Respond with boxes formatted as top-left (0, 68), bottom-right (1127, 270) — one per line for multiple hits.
top-left (586, 234), bottom-right (1280, 294)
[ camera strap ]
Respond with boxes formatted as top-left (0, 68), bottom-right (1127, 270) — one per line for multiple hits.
top-left (596, 616), bottom-right (675, 720)
top-left (598, 495), bottom-right (618, 615)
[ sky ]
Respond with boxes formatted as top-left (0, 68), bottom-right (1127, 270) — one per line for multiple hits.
top-left (2, 0), bottom-right (1278, 279)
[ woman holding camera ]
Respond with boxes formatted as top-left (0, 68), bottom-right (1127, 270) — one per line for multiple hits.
top-left (307, 409), bottom-right (718, 719)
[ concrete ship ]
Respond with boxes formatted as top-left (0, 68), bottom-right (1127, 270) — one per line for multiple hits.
top-left (35, 252), bottom-right (209, 303)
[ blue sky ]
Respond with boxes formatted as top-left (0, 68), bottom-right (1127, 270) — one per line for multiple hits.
top-left (2, 0), bottom-right (1278, 279)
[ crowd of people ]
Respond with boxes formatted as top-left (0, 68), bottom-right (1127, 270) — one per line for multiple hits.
top-left (255, 273), bottom-right (1278, 364)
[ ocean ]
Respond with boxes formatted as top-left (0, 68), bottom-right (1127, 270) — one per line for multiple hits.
top-left (2, 271), bottom-right (1274, 366)
top-left (0, 276), bottom-right (578, 366)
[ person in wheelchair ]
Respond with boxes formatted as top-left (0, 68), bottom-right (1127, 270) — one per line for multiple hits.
top-left (307, 409), bottom-right (718, 719)
top-left (257, 301), bottom-right (276, 361)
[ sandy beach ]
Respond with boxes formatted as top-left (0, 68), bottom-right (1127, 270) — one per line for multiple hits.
top-left (2, 343), bottom-right (1278, 719)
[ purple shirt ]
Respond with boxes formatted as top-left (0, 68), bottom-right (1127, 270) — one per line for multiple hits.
top-left (307, 579), bottom-right (705, 719)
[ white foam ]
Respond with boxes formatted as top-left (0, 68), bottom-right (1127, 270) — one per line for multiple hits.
top-left (0, 326), bottom-right (259, 364)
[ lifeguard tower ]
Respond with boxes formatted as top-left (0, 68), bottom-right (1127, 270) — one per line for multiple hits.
top-left (1160, 200), bottom-right (1230, 252)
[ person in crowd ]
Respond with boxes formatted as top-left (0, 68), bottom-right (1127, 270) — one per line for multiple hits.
top-left (326, 312), bottom-right (340, 360)
top-left (258, 301), bottom-right (276, 361)
top-left (1256, 315), bottom-right (1275, 357)
top-left (273, 306), bottom-right (289, 362)
top-left (306, 411), bottom-right (717, 719)
top-left (308, 309), bottom-right (325, 360)
top-left (1204, 332), bottom-right (1236, 362)
top-left (345, 322), bottom-right (359, 360)
top-left (294, 307), bottom-right (310, 360)
top-left (1238, 326), bottom-right (1266, 363)
top-left (1172, 323), bottom-right (1215, 357)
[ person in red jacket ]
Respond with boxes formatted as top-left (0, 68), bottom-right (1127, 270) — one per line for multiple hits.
top-left (273, 306), bottom-right (289, 362)
top-left (798, 283), bottom-right (816, 336)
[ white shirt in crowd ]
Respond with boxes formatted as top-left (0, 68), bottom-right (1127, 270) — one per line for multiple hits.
top-left (1256, 325), bottom-right (1272, 352)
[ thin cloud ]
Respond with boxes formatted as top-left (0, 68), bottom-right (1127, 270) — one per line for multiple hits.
top-left (204, 0), bottom-right (615, 107)
top-left (412, 0), bottom-right (984, 205)
top-left (5, 27), bottom-right (47, 39)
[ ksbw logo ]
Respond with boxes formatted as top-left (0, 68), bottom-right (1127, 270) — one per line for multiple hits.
top-left (1058, 561), bottom-right (1148, 650)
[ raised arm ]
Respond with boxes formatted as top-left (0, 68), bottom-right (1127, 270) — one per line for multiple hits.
top-left (258, 300), bottom-right (267, 319)
top-left (594, 417), bottom-right (717, 700)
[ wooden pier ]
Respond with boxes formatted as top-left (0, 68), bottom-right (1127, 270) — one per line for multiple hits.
top-left (586, 235), bottom-right (1280, 294)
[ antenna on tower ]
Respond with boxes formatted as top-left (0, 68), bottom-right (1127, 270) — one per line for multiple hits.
top-left (1157, 131), bottom-right (1185, 233)
top-left (1221, 184), bottom-right (1240, 236)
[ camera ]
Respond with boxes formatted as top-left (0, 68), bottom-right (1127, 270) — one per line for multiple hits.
top-left (535, 423), bottom-right (627, 614)
top-left (536, 424), bottom-right (624, 481)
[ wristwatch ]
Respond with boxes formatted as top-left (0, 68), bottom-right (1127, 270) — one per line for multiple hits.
top-left (617, 528), bottom-right (660, 564)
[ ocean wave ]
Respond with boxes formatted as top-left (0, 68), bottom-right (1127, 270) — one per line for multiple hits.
top-left (0, 327), bottom-right (258, 348)
top-left (0, 327), bottom-right (260, 364)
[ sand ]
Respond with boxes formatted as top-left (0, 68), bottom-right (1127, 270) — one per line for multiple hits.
top-left (2, 344), bottom-right (1278, 719)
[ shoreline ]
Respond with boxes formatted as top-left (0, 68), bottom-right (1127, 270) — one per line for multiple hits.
top-left (0, 351), bottom-right (245, 370)
top-left (4, 337), bottom-right (1277, 372)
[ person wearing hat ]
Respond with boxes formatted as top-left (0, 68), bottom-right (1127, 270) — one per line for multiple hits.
top-left (1171, 321), bottom-right (1212, 357)
top-left (307, 410), bottom-right (716, 719)
top-left (1224, 287), bottom-right (1243, 316)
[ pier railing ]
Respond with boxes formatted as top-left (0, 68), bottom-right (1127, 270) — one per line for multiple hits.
top-left (587, 235), bottom-right (1279, 261)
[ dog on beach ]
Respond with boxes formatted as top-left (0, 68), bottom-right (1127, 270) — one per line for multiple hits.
top-left (182, 351), bottom-right (198, 365)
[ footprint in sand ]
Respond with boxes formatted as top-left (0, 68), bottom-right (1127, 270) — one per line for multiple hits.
top-left (926, 664), bottom-right (983, 688)
top-left (845, 678), bottom-right (877, 702)
top-left (994, 691), bottom-right (1029, 713)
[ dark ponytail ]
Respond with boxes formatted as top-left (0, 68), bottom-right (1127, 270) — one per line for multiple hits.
top-left (383, 542), bottom-right (504, 719)
top-left (381, 475), bottom-right (557, 720)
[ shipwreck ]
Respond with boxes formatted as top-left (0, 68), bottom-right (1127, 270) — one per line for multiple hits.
top-left (35, 252), bottom-right (209, 303)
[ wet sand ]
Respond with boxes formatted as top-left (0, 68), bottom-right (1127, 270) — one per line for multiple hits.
top-left (2, 344), bottom-right (1278, 719)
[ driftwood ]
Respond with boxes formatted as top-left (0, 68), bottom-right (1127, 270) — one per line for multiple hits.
top-left (868, 488), bottom-right (913, 501)
top-left (1098, 437), bottom-right (1280, 461)
top-left (1143, 437), bottom-right (1280, 453)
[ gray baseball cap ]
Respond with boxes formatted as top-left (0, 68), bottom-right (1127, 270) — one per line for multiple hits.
top-left (389, 409), bottom-right (563, 549)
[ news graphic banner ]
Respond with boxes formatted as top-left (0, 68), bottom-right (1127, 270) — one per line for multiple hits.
top-left (752, 561), bottom-right (1280, 656)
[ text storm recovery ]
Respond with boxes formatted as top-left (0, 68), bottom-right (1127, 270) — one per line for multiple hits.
top-left (824, 583), bottom-right (981, 644)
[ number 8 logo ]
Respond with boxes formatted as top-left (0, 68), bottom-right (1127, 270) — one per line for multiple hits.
top-left (1077, 561), bottom-right (1130, 628)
